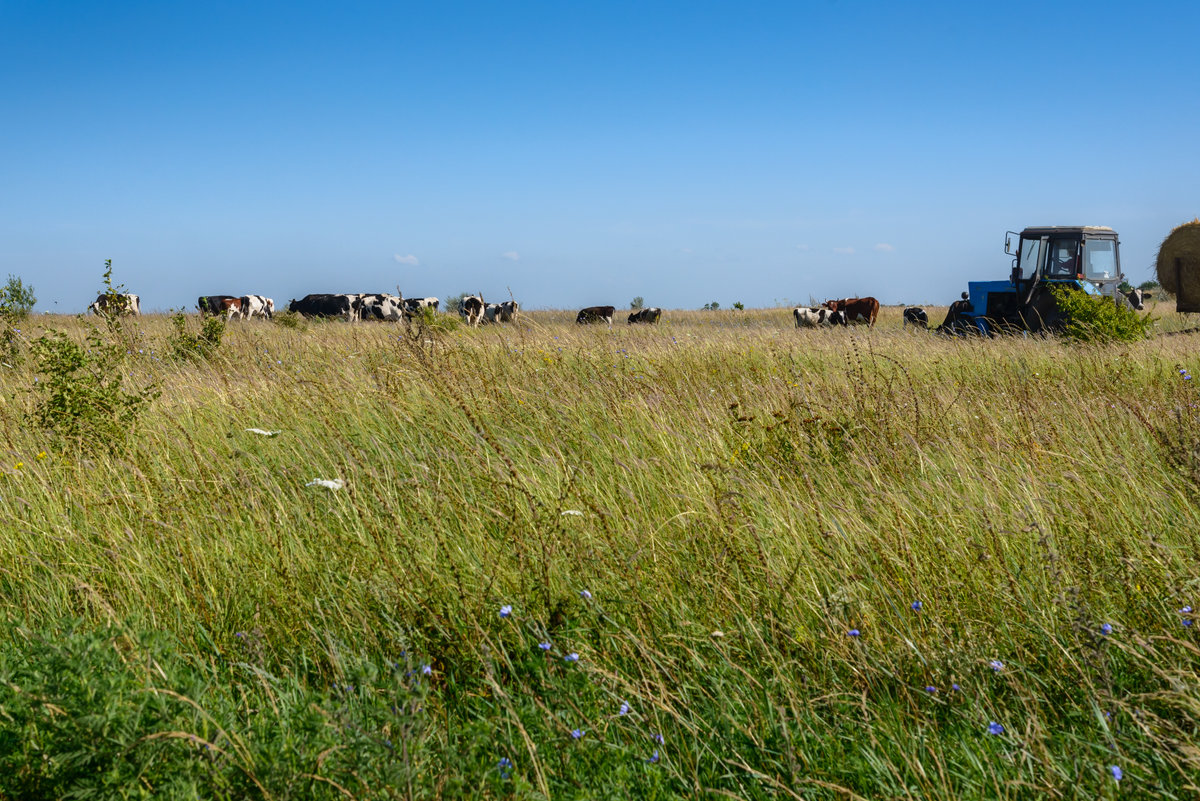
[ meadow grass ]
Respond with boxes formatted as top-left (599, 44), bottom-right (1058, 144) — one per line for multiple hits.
top-left (1, 304), bottom-right (1198, 799)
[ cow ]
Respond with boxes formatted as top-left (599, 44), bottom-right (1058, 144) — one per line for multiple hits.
top-left (793, 306), bottom-right (845, 328)
top-left (460, 295), bottom-right (485, 326)
top-left (498, 300), bottom-right (519, 322)
top-left (824, 296), bottom-right (880, 327)
top-left (89, 293), bottom-right (141, 316)
top-left (903, 307), bottom-right (928, 329)
top-left (287, 293), bottom-right (361, 321)
top-left (240, 294), bottom-right (275, 319)
top-left (216, 296), bottom-right (244, 320)
top-left (198, 295), bottom-right (238, 316)
top-left (483, 302), bottom-right (503, 323)
top-left (1119, 287), bottom-right (1152, 311)
top-left (359, 293), bottom-right (409, 322)
top-left (404, 297), bottom-right (440, 315)
top-left (576, 305), bottom-right (616, 325)
top-left (628, 307), bottom-right (662, 324)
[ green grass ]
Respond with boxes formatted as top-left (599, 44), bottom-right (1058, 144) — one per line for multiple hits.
top-left (1, 304), bottom-right (1198, 799)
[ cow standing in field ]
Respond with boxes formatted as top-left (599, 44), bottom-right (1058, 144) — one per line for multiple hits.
top-left (628, 307), bottom-right (662, 324)
top-left (198, 295), bottom-right (238, 316)
top-left (460, 295), bottom-right (485, 326)
top-left (215, 297), bottom-right (244, 320)
top-left (576, 305), bottom-right (616, 325)
top-left (498, 300), bottom-right (519, 322)
top-left (1120, 287), bottom-right (1152, 310)
top-left (483, 303), bottom-right (503, 323)
top-left (903, 307), bottom-right (928, 329)
top-left (287, 293), bottom-right (362, 321)
top-left (824, 297), bottom-right (880, 327)
top-left (793, 307), bottom-right (845, 328)
top-left (935, 292), bottom-right (974, 334)
top-left (90, 293), bottom-right (141, 316)
top-left (404, 297), bottom-right (439, 315)
top-left (240, 295), bottom-right (275, 319)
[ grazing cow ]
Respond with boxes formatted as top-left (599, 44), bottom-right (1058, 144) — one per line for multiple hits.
top-left (198, 295), bottom-right (238, 316)
top-left (240, 294), bottom-right (275, 319)
top-left (287, 293), bottom-right (361, 321)
top-left (90, 293), bottom-right (141, 316)
top-left (628, 307), bottom-right (662, 324)
top-left (404, 297), bottom-right (440, 314)
top-left (903, 307), bottom-right (928, 329)
top-left (498, 300), bottom-right (520, 322)
top-left (216, 296), bottom-right (244, 320)
top-left (460, 295), bottom-right (485, 326)
top-left (576, 305), bottom-right (616, 325)
top-left (793, 306), bottom-right (845, 328)
top-left (483, 302), bottom-right (503, 323)
top-left (824, 296), bottom-right (880, 327)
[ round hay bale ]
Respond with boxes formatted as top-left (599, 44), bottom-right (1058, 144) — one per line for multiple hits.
top-left (1156, 218), bottom-right (1200, 295)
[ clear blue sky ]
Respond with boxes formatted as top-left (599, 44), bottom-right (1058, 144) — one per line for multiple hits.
top-left (3, 1), bottom-right (1197, 312)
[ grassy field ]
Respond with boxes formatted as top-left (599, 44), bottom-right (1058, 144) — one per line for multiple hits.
top-left (1, 304), bottom-right (1198, 799)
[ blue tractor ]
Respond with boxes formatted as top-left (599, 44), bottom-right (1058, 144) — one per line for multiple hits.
top-left (939, 226), bottom-right (1125, 335)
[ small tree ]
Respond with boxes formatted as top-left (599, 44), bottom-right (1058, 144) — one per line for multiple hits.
top-left (1138, 280), bottom-right (1161, 291)
top-left (732, 301), bottom-right (744, 311)
top-left (630, 296), bottom-right (644, 310)
top-left (0, 275), bottom-right (36, 320)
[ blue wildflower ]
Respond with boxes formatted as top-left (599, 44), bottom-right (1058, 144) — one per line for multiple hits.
top-left (421, 664), bottom-right (432, 676)
top-left (579, 589), bottom-right (592, 600)
top-left (925, 686), bottom-right (937, 693)
top-left (499, 605), bottom-right (512, 618)
top-left (538, 641), bottom-right (552, 651)
top-left (652, 732), bottom-right (664, 744)
top-left (647, 749), bottom-right (660, 764)
top-left (564, 652), bottom-right (579, 663)
top-left (988, 721), bottom-right (1004, 736)
top-left (911, 600), bottom-right (923, 611)
top-left (952, 683), bottom-right (961, 691)
top-left (1101, 623), bottom-right (1113, 636)
top-left (619, 701), bottom-right (630, 716)
top-left (848, 629), bottom-right (861, 637)
top-left (1110, 765), bottom-right (1122, 781)
top-left (571, 729), bottom-right (585, 739)
top-left (990, 660), bottom-right (1004, 671)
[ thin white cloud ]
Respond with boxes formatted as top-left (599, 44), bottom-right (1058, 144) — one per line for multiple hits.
top-left (795, 244), bottom-right (810, 252)
top-left (680, 247), bottom-right (694, 255)
top-left (833, 246), bottom-right (856, 255)
top-left (501, 251), bottom-right (520, 261)
top-left (393, 254), bottom-right (419, 266)
top-left (874, 243), bottom-right (895, 252)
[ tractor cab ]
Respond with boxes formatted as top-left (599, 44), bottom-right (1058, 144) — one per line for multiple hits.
top-left (943, 226), bottom-right (1121, 335)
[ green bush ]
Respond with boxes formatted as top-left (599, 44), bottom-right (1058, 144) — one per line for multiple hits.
top-left (1049, 284), bottom-right (1154, 343)
top-left (29, 326), bottom-right (158, 451)
top-left (271, 309), bottom-right (305, 330)
top-left (0, 274), bottom-right (36, 320)
top-left (167, 311), bottom-right (225, 361)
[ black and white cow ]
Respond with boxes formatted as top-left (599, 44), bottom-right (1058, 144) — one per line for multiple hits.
top-left (628, 307), bottom-right (662, 324)
top-left (240, 294), bottom-right (274, 319)
top-left (903, 307), bottom-right (928, 329)
top-left (460, 295), bottom-right (485, 326)
top-left (287, 293), bottom-right (361, 321)
top-left (198, 295), bottom-right (238, 316)
top-left (90, 293), bottom-right (141, 316)
top-left (793, 307), bottom-right (844, 327)
top-left (483, 302), bottom-right (503, 323)
top-left (576, 305), bottom-right (616, 325)
top-left (360, 293), bottom-right (409, 322)
top-left (498, 300), bottom-right (519, 322)
top-left (404, 297), bottom-right (440, 314)
top-left (1119, 287), bottom-right (1152, 311)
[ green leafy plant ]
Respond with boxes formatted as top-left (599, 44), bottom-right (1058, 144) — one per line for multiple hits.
top-left (271, 309), bottom-right (305, 329)
top-left (1048, 284), bottom-right (1155, 343)
top-left (0, 274), bottom-right (36, 320)
top-left (167, 311), bottom-right (225, 361)
top-left (630, 296), bottom-right (644, 310)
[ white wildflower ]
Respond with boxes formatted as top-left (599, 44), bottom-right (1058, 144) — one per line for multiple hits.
top-left (306, 478), bottom-right (344, 490)
top-left (245, 428), bottom-right (281, 437)
top-left (561, 510), bottom-right (584, 516)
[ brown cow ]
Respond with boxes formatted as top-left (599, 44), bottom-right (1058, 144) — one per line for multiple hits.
top-left (576, 305), bottom-right (616, 325)
top-left (824, 297), bottom-right (879, 327)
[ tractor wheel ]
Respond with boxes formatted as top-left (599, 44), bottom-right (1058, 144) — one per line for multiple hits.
top-left (1023, 287), bottom-right (1066, 333)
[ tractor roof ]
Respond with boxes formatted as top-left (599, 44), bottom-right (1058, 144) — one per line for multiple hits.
top-left (1021, 226), bottom-right (1117, 238)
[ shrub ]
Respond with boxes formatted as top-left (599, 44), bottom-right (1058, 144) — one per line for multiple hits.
top-left (167, 311), bottom-right (225, 361)
top-left (0, 274), bottom-right (36, 320)
top-left (1048, 285), bottom-right (1154, 343)
top-left (30, 326), bottom-right (158, 451)
top-left (630, 296), bottom-right (644, 310)
top-left (271, 309), bottom-right (305, 330)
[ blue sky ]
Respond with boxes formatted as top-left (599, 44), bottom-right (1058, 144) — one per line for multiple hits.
top-left (2, 1), bottom-right (1197, 312)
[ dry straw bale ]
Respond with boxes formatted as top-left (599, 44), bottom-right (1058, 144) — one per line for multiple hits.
top-left (1156, 218), bottom-right (1200, 295)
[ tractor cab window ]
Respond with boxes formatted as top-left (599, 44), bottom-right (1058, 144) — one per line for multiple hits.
top-left (1083, 238), bottom-right (1117, 281)
top-left (1047, 239), bottom-right (1080, 278)
top-left (1018, 237), bottom-right (1044, 279)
